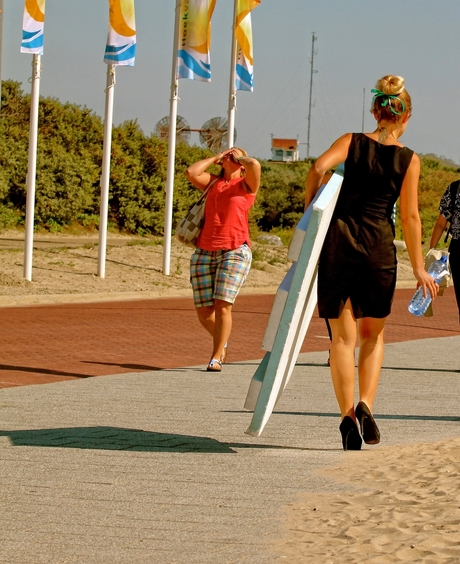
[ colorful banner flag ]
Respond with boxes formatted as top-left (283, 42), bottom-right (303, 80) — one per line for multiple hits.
top-left (104, 0), bottom-right (137, 66)
top-left (176, 0), bottom-right (216, 82)
top-left (21, 0), bottom-right (46, 54)
top-left (235, 0), bottom-right (260, 91)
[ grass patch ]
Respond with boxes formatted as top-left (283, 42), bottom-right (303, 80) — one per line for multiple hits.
top-left (1, 248), bottom-right (23, 254)
top-left (127, 238), bottom-right (163, 247)
top-left (251, 247), bottom-right (267, 263)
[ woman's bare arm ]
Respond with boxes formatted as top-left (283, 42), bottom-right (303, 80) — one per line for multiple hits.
top-left (186, 153), bottom-right (223, 190)
top-left (239, 156), bottom-right (261, 194)
top-left (304, 133), bottom-right (351, 209)
top-left (399, 153), bottom-right (438, 298)
top-left (429, 214), bottom-right (448, 248)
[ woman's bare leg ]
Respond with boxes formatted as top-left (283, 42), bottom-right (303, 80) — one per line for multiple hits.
top-left (195, 300), bottom-right (232, 361)
top-left (357, 317), bottom-right (386, 409)
top-left (196, 305), bottom-right (215, 337)
top-left (211, 299), bottom-right (232, 361)
top-left (328, 299), bottom-right (358, 419)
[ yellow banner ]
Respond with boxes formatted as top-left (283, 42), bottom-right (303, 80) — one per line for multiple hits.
top-left (105, 0), bottom-right (137, 66)
top-left (235, 0), bottom-right (260, 91)
top-left (177, 0), bottom-right (217, 81)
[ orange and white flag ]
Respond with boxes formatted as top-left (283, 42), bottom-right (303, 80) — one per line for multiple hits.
top-left (235, 0), bottom-right (260, 91)
top-left (21, 0), bottom-right (46, 54)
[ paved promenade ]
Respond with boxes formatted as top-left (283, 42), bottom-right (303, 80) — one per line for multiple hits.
top-left (1, 289), bottom-right (459, 388)
top-left (1, 291), bottom-right (459, 563)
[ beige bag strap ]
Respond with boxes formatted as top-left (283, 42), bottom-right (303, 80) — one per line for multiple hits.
top-left (202, 177), bottom-right (218, 198)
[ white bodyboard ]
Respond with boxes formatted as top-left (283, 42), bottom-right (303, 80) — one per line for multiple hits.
top-left (244, 168), bottom-right (344, 436)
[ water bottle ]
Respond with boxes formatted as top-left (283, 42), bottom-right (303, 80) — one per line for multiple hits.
top-left (408, 255), bottom-right (449, 317)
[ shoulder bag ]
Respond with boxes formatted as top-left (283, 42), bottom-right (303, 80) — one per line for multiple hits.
top-left (175, 178), bottom-right (217, 248)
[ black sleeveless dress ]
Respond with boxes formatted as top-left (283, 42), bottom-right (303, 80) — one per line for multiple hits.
top-left (318, 133), bottom-right (414, 319)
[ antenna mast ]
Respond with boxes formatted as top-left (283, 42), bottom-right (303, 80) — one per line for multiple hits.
top-left (362, 87), bottom-right (365, 132)
top-left (306, 32), bottom-right (317, 160)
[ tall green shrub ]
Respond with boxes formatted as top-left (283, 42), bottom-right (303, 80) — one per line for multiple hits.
top-left (1, 79), bottom-right (459, 239)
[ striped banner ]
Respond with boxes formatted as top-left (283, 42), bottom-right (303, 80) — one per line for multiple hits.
top-left (176, 0), bottom-right (216, 82)
top-left (104, 0), bottom-right (137, 66)
top-left (235, 0), bottom-right (260, 91)
top-left (21, 0), bottom-right (46, 54)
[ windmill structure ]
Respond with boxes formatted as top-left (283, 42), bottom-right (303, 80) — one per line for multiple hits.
top-left (154, 115), bottom-right (236, 153)
top-left (154, 115), bottom-right (191, 144)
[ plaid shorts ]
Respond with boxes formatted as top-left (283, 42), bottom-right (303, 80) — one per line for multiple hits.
top-left (190, 244), bottom-right (252, 307)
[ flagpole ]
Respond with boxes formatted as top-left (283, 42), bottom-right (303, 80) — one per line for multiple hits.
top-left (227, 0), bottom-right (238, 149)
top-left (98, 64), bottom-right (116, 278)
top-left (163, 0), bottom-right (181, 276)
top-left (0, 0), bottom-right (4, 114)
top-left (23, 54), bottom-right (41, 281)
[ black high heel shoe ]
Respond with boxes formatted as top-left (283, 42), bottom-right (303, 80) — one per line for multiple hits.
top-left (339, 416), bottom-right (362, 451)
top-left (355, 401), bottom-right (380, 445)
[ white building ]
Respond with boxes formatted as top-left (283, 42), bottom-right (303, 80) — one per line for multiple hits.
top-left (270, 137), bottom-right (299, 162)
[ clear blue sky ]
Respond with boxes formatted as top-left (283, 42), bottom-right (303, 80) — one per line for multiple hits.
top-left (3, 0), bottom-right (460, 162)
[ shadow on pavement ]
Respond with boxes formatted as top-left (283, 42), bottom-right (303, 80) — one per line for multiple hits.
top-left (0, 364), bottom-right (94, 379)
top-left (82, 361), bottom-right (163, 371)
top-left (0, 426), bottom-right (337, 453)
top-left (0, 427), bottom-right (237, 453)
top-left (295, 362), bottom-right (459, 374)
top-left (227, 410), bottom-right (460, 422)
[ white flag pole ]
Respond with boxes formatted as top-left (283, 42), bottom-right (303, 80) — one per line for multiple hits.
top-left (0, 0), bottom-right (4, 114)
top-left (226, 0), bottom-right (238, 149)
top-left (163, 0), bottom-right (181, 276)
top-left (23, 54), bottom-right (41, 281)
top-left (98, 64), bottom-right (116, 278)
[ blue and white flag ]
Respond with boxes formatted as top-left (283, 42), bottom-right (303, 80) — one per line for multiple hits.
top-left (234, 0), bottom-right (260, 91)
top-left (104, 0), bottom-right (136, 66)
top-left (176, 0), bottom-right (216, 82)
top-left (21, 0), bottom-right (46, 55)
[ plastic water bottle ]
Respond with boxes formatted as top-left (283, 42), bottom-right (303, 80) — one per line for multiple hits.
top-left (408, 255), bottom-right (449, 316)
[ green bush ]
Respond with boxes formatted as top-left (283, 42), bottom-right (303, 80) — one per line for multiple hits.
top-left (394, 157), bottom-right (460, 244)
top-left (0, 79), bottom-right (458, 242)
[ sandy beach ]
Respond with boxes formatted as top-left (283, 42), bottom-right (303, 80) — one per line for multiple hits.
top-left (274, 436), bottom-right (460, 562)
top-left (0, 231), bottom-right (289, 307)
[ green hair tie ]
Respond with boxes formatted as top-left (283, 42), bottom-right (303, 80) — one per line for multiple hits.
top-left (371, 88), bottom-right (406, 115)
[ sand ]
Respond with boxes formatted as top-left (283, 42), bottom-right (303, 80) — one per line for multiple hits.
top-left (0, 232), bottom-right (291, 307)
top-left (0, 230), bottom-right (418, 307)
top-left (274, 437), bottom-right (460, 562)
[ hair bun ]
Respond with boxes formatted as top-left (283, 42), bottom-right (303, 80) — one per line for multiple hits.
top-left (371, 75), bottom-right (411, 122)
top-left (376, 75), bottom-right (405, 96)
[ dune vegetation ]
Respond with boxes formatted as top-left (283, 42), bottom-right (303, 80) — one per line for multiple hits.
top-left (1, 80), bottom-right (458, 246)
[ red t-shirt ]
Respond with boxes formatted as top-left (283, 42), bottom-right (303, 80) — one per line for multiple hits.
top-left (197, 177), bottom-right (256, 251)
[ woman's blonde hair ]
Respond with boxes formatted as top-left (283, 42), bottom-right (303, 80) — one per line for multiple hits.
top-left (233, 147), bottom-right (248, 158)
top-left (371, 75), bottom-right (412, 123)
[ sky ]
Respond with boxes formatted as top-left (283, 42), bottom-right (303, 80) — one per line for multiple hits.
top-left (2, 0), bottom-right (460, 163)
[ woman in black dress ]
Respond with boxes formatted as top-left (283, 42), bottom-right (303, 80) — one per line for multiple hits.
top-left (305, 75), bottom-right (438, 450)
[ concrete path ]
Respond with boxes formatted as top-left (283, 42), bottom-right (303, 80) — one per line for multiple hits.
top-left (1, 335), bottom-right (460, 563)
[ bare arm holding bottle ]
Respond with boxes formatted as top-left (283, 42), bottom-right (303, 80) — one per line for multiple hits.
top-left (399, 153), bottom-right (439, 299)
